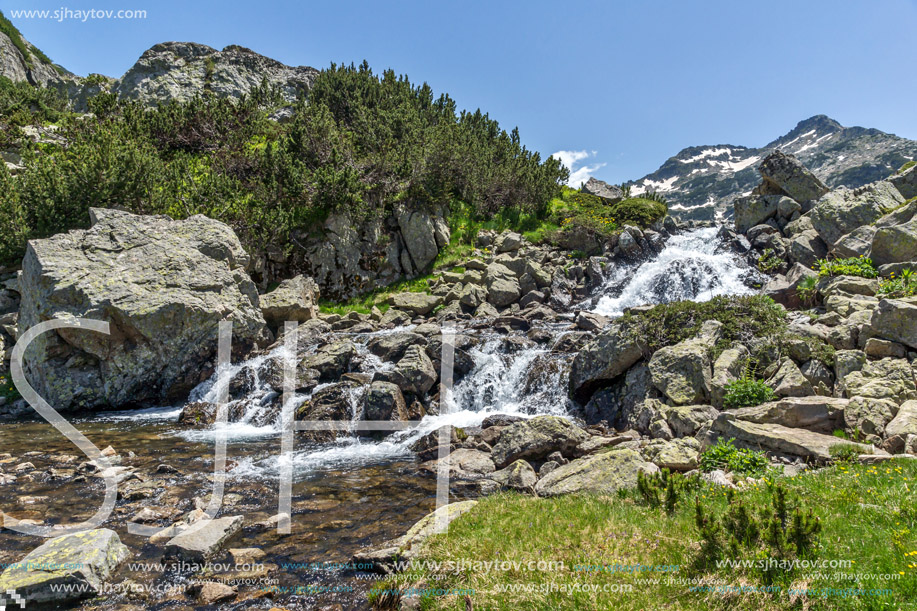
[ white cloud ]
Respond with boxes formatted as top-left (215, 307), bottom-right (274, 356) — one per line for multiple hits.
top-left (551, 150), bottom-right (606, 187)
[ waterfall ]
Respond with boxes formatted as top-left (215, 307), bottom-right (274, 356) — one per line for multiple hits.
top-left (176, 226), bottom-right (759, 478)
top-left (591, 227), bottom-right (760, 317)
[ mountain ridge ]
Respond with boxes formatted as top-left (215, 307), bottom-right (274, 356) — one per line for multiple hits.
top-left (626, 114), bottom-right (917, 221)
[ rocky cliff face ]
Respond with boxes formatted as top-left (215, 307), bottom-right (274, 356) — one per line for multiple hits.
top-left (0, 14), bottom-right (74, 87)
top-left (628, 115), bottom-right (917, 221)
top-left (115, 42), bottom-right (318, 106)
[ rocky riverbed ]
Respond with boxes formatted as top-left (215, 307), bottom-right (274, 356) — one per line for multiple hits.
top-left (0, 153), bottom-right (915, 610)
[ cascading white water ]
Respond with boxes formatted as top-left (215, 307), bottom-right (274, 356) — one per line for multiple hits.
top-left (179, 225), bottom-right (758, 478)
top-left (591, 227), bottom-right (758, 317)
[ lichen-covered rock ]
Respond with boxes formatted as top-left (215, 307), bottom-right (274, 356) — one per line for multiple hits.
top-left (871, 218), bottom-right (917, 266)
top-left (769, 358), bottom-right (815, 398)
top-left (886, 400), bottom-right (917, 439)
top-left (870, 298), bottom-right (917, 350)
top-left (582, 177), bottom-right (624, 203)
top-left (569, 323), bottom-right (644, 403)
top-left (756, 150), bottom-right (829, 205)
top-left (485, 263), bottom-right (521, 307)
top-left (734, 196), bottom-right (778, 234)
top-left (259, 275), bottom-right (319, 328)
top-left (710, 345), bottom-right (749, 408)
top-left (659, 404), bottom-right (719, 437)
top-left (845, 397), bottom-right (898, 437)
top-left (0, 529), bottom-right (129, 606)
top-left (648, 322), bottom-right (722, 405)
top-left (809, 182), bottom-right (903, 246)
top-left (490, 459), bottom-right (538, 491)
top-left (728, 396), bottom-right (848, 434)
top-left (116, 42), bottom-right (318, 106)
top-left (491, 416), bottom-right (589, 468)
top-left (18, 208), bottom-right (268, 411)
top-left (533, 448), bottom-right (658, 496)
top-left (642, 438), bottom-right (700, 471)
top-left (387, 292), bottom-right (442, 316)
top-left (843, 357), bottom-right (916, 405)
top-left (385, 345), bottom-right (437, 396)
top-left (300, 339), bottom-right (356, 381)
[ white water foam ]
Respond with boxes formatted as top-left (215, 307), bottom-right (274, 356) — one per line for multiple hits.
top-left (592, 227), bottom-right (757, 317)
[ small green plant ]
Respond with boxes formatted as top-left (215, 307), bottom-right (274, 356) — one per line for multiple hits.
top-left (723, 377), bottom-right (776, 409)
top-left (757, 248), bottom-right (783, 273)
top-left (816, 255), bottom-right (878, 278)
top-left (699, 438), bottom-right (770, 477)
top-left (829, 443), bottom-right (865, 464)
top-left (636, 468), bottom-right (700, 515)
top-left (878, 268), bottom-right (917, 298)
top-left (795, 274), bottom-right (818, 306)
top-left (899, 160), bottom-right (916, 174)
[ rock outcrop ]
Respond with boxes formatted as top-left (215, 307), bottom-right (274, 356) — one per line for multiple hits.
top-left (18, 208), bottom-right (268, 411)
top-left (115, 42), bottom-right (318, 106)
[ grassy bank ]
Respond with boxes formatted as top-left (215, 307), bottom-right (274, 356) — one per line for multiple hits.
top-left (375, 457), bottom-right (917, 610)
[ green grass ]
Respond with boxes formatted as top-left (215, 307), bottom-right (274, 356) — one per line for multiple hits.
top-left (898, 161), bottom-right (915, 174)
top-left (878, 268), bottom-right (917, 299)
top-left (382, 458), bottom-right (917, 610)
top-left (318, 275), bottom-right (433, 315)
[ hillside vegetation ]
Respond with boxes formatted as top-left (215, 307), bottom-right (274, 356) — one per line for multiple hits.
top-left (0, 62), bottom-right (567, 269)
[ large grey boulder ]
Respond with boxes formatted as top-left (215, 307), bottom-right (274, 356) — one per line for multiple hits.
top-left (490, 415), bottom-right (589, 468)
top-left (18, 209), bottom-right (268, 411)
top-left (710, 345), bottom-right (749, 408)
top-left (870, 298), bottom-right (917, 350)
top-left (0, 529), bottom-right (129, 606)
top-left (534, 449), bottom-right (658, 496)
top-left (710, 413), bottom-right (871, 461)
top-left (809, 182), bottom-right (904, 246)
top-left (385, 345), bottom-right (437, 396)
top-left (582, 177), bottom-right (624, 203)
top-left (367, 332), bottom-right (427, 362)
top-left (164, 516), bottom-right (244, 562)
top-left (729, 396), bottom-right (848, 434)
top-left (842, 357), bottom-right (916, 405)
top-left (768, 358), bottom-right (814, 398)
top-left (871, 218), bottom-right (917, 266)
top-left (648, 322), bottom-right (722, 405)
top-left (889, 163), bottom-right (917, 200)
top-left (757, 151), bottom-right (829, 205)
top-left (845, 396), bottom-right (898, 437)
top-left (362, 381), bottom-right (409, 422)
top-left (832, 226), bottom-right (877, 259)
top-left (396, 205), bottom-right (440, 274)
top-left (490, 459), bottom-right (538, 491)
top-left (787, 230), bottom-right (828, 268)
top-left (734, 196), bottom-right (778, 234)
top-left (116, 42), bottom-right (317, 106)
top-left (568, 323), bottom-right (644, 403)
top-left (387, 292), bottom-right (442, 316)
top-left (259, 275), bottom-right (319, 328)
top-left (642, 438), bottom-right (701, 471)
top-left (484, 263), bottom-right (521, 307)
top-left (886, 400), bottom-right (917, 439)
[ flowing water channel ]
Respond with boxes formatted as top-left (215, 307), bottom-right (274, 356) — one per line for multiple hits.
top-left (0, 227), bottom-right (760, 609)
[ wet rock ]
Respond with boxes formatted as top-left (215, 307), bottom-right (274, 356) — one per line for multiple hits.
top-left (379, 308), bottom-right (412, 327)
top-left (568, 323), bottom-right (643, 403)
top-left (295, 382), bottom-right (359, 442)
top-left (534, 449), bottom-right (658, 496)
top-left (164, 516), bottom-right (244, 562)
top-left (361, 381), bottom-right (409, 423)
top-left (0, 529), bottom-right (129, 606)
top-left (485, 263), bottom-right (521, 307)
top-left (198, 581), bottom-right (236, 604)
top-left (18, 208), bottom-right (268, 411)
top-left (491, 416), bottom-right (590, 468)
top-left (260, 275), bottom-right (319, 329)
top-left (301, 339), bottom-right (356, 381)
top-left (367, 332), bottom-right (427, 362)
top-left (410, 426), bottom-right (466, 461)
top-left (574, 311), bottom-right (609, 332)
top-left (379, 345), bottom-right (437, 396)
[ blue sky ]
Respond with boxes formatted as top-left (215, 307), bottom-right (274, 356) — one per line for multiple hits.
top-left (5, 0), bottom-right (917, 184)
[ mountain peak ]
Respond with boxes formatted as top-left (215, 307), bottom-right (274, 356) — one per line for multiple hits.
top-left (787, 114), bottom-right (844, 136)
